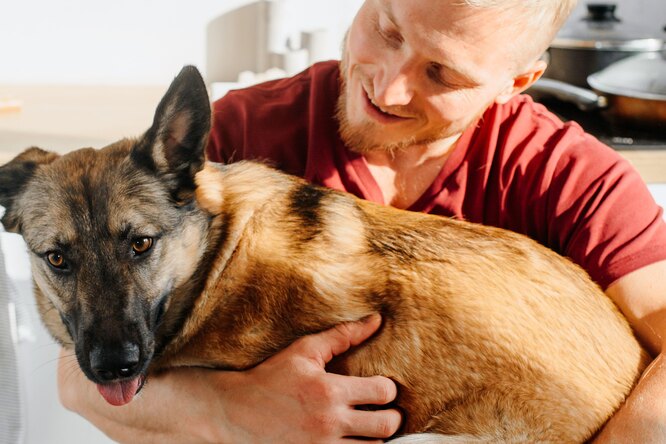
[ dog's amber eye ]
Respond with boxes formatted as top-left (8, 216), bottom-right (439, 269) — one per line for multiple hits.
top-left (47, 252), bottom-right (66, 269)
top-left (132, 237), bottom-right (153, 255)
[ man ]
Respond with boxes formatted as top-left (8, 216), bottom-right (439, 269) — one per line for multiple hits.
top-left (58, 0), bottom-right (666, 442)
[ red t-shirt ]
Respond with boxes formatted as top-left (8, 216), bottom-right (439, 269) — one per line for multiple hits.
top-left (207, 60), bottom-right (666, 290)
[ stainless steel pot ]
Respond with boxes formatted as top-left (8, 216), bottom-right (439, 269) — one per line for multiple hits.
top-left (588, 52), bottom-right (666, 127)
top-left (544, 3), bottom-right (664, 88)
top-left (532, 52), bottom-right (666, 128)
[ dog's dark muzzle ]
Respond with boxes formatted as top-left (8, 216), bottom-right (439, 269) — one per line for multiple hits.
top-left (89, 342), bottom-right (141, 382)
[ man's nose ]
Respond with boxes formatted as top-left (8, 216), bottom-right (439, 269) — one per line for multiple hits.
top-left (373, 66), bottom-right (415, 107)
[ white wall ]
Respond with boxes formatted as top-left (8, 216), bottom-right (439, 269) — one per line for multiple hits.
top-left (0, 0), bottom-right (363, 85)
top-left (1, 0), bottom-right (662, 85)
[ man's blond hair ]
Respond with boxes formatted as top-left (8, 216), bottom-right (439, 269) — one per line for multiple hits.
top-left (459, 0), bottom-right (579, 71)
top-left (460, 0), bottom-right (577, 28)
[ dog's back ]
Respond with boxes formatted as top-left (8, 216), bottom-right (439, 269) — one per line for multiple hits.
top-left (166, 160), bottom-right (648, 442)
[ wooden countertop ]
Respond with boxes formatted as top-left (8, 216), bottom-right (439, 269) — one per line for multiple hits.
top-left (1, 85), bottom-right (666, 183)
top-left (0, 85), bottom-right (167, 163)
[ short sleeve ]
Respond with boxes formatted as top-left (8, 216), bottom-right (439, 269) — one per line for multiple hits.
top-left (544, 136), bottom-right (666, 289)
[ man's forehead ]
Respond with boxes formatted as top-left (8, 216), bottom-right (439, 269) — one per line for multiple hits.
top-left (376, 0), bottom-right (491, 84)
top-left (377, 0), bottom-right (523, 81)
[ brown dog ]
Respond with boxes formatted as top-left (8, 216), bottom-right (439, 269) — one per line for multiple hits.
top-left (0, 66), bottom-right (648, 442)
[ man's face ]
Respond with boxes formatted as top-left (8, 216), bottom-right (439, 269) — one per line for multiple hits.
top-left (337, 0), bottom-right (531, 153)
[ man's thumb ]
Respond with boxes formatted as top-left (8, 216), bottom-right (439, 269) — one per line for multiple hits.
top-left (298, 314), bottom-right (383, 367)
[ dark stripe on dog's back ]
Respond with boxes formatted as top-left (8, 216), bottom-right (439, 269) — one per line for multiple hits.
top-left (288, 183), bottom-right (326, 243)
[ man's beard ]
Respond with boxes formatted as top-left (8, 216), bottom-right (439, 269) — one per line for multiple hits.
top-left (335, 57), bottom-right (452, 155)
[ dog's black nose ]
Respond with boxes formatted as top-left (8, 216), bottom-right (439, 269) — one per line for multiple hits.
top-left (89, 342), bottom-right (141, 381)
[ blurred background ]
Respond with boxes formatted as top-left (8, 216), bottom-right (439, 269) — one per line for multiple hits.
top-left (0, 0), bottom-right (363, 85)
top-left (0, 1), bottom-right (665, 443)
top-left (0, 0), bottom-right (663, 85)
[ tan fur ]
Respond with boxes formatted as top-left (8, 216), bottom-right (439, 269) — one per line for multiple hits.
top-left (154, 161), bottom-right (647, 441)
top-left (1, 66), bottom-right (648, 441)
top-left (3, 147), bottom-right (648, 441)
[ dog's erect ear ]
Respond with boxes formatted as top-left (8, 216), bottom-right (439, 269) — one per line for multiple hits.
top-left (0, 147), bottom-right (60, 233)
top-left (132, 65), bottom-right (211, 200)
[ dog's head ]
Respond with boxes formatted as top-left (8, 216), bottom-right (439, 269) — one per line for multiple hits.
top-left (0, 66), bottom-right (212, 405)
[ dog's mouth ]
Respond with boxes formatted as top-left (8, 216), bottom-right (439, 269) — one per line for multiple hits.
top-left (96, 374), bottom-right (146, 406)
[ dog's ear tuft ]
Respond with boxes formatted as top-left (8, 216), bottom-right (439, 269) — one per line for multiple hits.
top-left (0, 147), bottom-right (60, 233)
top-left (132, 65), bottom-right (211, 202)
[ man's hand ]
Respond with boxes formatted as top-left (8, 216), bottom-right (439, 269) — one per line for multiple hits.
top-left (219, 314), bottom-right (402, 442)
top-left (58, 314), bottom-right (401, 443)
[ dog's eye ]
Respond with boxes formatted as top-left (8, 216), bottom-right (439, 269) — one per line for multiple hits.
top-left (46, 252), bottom-right (68, 269)
top-left (132, 237), bottom-right (154, 255)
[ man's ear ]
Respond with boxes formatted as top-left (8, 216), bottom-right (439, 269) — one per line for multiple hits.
top-left (0, 147), bottom-right (60, 233)
top-left (131, 65), bottom-right (211, 201)
top-left (495, 60), bottom-right (547, 105)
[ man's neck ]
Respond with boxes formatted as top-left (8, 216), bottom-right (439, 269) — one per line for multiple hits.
top-left (363, 134), bottom-right (461, 209)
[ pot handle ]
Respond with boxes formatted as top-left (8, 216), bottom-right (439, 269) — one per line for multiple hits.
top-left (529, 78), bottom-right (608, 111)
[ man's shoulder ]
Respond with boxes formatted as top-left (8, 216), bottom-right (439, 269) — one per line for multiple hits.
top-left (492, 94), bottom-right (578, 139)
top-left (480, 94), bottom-right (619, 162)
top-left (206, 61), bottom-right (341, 172)
top-left (215, 60), bottom-right (340, 111)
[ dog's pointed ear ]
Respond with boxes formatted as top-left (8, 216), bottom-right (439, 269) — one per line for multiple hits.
top-left (132, 65), bottom-right (211, 201)
top-left (0, 147), bottom-right (60, 233)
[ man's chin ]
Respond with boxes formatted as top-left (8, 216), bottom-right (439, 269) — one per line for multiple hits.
top-left (335, 79), bottom-right (451, 154)
top-left (336, 110), bottom-right (413, 154)
top-left (340, 120), bottom-right (451, 155)
top-left (346, 134), bottom-right (416, 155)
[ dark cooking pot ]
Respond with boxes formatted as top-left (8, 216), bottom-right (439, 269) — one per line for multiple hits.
top-left (544, 3), bottom-right (664, 88)
top-left (532, 52), bottom-right (666, 128)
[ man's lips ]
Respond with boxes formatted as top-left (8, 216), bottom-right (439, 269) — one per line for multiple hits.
top-left (362, 88), bottom-right (412, 123)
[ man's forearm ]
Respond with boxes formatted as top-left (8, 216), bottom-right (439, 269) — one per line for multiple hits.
top-left (57, 316), bottom-right (401, 443)
top-left (594, 352), bottom-right (666, 442)
top-left (58, 352), bottom-right (229, 443)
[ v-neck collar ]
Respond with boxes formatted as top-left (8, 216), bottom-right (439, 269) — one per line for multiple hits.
top-left (302, 61), bottom-right (479, 211)
top-left (341, 125), bottom-right (478, 211)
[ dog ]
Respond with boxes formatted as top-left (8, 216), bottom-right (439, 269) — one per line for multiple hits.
top-left (0, 66), bottom-right (648, 442)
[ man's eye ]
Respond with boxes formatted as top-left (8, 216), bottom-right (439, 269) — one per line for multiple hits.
top-left (132, 237), bottom-right (154, 255)
top-left (380, 29), bottom-right (401, 46)
top-left (373, 17), bottom-right (402, 49)
top-left (427, 63), bottom-right (446, 85)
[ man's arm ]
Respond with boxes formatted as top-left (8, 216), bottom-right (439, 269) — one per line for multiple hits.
top-left (594, 260), bottom-right (666, 442)
top-left (58, 315), bottom-right (401, 443)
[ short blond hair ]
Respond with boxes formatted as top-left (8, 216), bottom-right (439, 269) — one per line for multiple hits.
top-left (458, 0), bottom-right (579, 70)
top-left (459, 0), bottom-right (577, 29)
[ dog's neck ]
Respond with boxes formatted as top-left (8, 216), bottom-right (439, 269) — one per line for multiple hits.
top-left (154, 161), bottom-right (380, 370)
top-left (155, 161), bottom-right (297, 364)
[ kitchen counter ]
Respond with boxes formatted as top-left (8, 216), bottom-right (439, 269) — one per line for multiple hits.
top-left (1, 85), bottom-right (666, 183)
top-left (0, 85), bottom-right (167, 163)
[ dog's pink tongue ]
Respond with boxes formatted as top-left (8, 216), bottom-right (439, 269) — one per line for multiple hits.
top-left (97, 377), bottom-right (141, 406)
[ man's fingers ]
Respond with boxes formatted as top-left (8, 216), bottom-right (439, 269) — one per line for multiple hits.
top-left (343, 408), bottom-right (403, 439)
top-left (294, 314), bottom-right (383, 366)
top-left (329, 374), bottom-right (397, 406)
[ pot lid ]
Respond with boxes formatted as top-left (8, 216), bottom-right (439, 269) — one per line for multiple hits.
top-left (552, 3), bottom-right (664, 51)
top-left (587, 52), bottom-right (666, 101)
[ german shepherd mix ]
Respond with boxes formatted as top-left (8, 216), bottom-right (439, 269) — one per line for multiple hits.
top-left (0, 66), bottom-right (648, 442)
